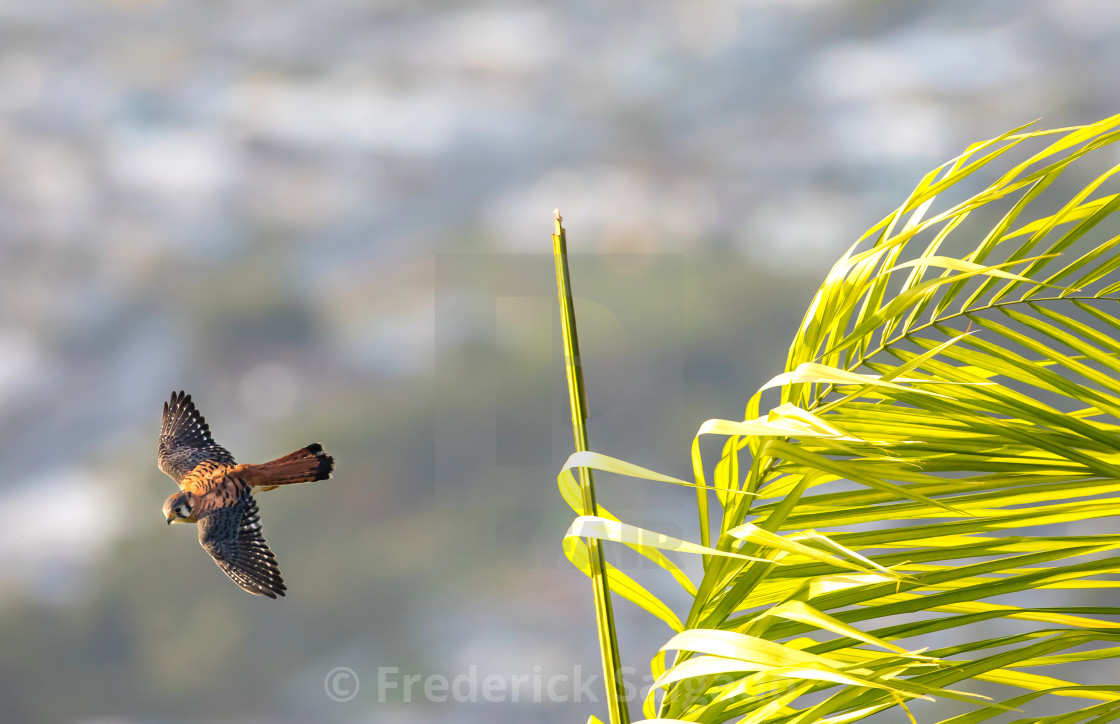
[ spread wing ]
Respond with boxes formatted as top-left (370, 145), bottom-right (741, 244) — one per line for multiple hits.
top-left (158, 391), bottom-right (236, 485)
top-left (196, 487), bottom-right (286, 598)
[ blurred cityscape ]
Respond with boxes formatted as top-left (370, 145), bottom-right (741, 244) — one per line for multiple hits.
top-left (2, 0), bottom-right (1120, 722)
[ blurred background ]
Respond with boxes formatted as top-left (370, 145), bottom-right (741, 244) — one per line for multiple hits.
top-left (2, 0), bottom-right (1119, 722)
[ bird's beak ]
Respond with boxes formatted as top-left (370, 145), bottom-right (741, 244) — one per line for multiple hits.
top-left (166, 515), bottom-right (173, 525)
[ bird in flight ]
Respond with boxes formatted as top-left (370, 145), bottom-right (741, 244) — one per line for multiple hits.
top-left (158, 390), bottom-right (334, 598)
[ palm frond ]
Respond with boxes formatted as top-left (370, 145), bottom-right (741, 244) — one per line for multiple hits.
top-left (557, 114), bottom-right (1120, 723)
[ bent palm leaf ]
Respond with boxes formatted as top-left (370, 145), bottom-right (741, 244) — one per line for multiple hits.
top-left (562, 114), bottom-right (1120, 724)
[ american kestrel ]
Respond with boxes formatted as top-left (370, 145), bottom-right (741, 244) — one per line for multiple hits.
top-left (158, 390), bottom-right (334, 598)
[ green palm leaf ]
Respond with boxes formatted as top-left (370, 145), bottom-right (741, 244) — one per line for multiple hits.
top-left (558, 113), bottom-right (1120, 723)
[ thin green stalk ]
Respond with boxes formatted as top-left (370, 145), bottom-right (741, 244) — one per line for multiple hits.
top-left (552, 211), bottom-right (631, 724)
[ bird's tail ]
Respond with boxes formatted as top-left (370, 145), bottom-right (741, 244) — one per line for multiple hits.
top-left (245, 443), bottom-right (334, 490)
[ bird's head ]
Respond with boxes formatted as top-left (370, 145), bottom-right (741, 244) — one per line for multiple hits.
top-left (162, 491), bottom-right (197, 525)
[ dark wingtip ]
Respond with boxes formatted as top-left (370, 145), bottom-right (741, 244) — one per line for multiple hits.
top-left (166, 390), bottom-right (190, 414)
top-left (244, 576), bottom-right (285, 599)
top-left (260, 579), bottom-right (287, 598)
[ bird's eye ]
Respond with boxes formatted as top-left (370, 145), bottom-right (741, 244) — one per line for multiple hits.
top-left (176, 505), bottom-right (185, 515)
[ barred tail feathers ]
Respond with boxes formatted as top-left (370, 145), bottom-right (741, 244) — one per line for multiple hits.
top-left (246, 443), bottom-right (334, 489)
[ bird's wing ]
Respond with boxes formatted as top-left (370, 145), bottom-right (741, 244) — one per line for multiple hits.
top-left (196, 487), bottom-right (287, 598)
top-left (158, 391), bottom-right (236, 485)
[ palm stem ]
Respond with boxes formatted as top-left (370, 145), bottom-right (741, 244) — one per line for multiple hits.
top-left (552, 211), bottom-right (630, 724)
